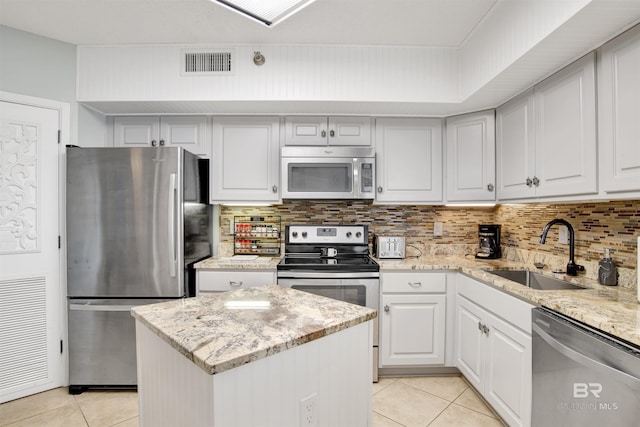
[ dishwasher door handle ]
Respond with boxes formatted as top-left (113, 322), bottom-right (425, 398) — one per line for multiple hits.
top-left (533, 322), bottom-right (640, 390)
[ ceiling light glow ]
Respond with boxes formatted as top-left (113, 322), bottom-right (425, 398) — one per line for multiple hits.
top-left (214, 0), bottom-right (317, 27)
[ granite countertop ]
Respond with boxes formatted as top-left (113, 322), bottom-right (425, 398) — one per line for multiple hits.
top-left (131, 285), bottom-right (377, 375)
top-left (192, 254), bottom-right (640, 348)
top-left (194, 256), bottom-right (280, 270)
top-left (377, 256), bottom-right (640, 348)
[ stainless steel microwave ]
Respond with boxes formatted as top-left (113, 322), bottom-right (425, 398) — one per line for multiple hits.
top-left (281, 146), bottom-right (375, 199)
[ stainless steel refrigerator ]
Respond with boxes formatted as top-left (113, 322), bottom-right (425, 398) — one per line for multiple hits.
top-left (66, 147), bottom-right (211, 394)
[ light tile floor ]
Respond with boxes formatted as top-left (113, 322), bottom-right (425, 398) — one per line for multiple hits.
top-left (1, 376), bottom-right (504, 427)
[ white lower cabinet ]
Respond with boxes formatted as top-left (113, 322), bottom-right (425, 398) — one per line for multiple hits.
top-left (456, 274), bottom-right (533, 427)
top-left (197, 270), bottom-right (276, 295)
top-left (380, 272), bottom-right (447, 366)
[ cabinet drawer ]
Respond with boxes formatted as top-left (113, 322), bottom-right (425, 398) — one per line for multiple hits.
top-left (197, 271), bottom-right (275, 293)
top-left (381, 272), bottom-right (446, 293)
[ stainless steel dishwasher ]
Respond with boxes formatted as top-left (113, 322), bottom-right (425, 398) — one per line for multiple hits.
top-left (532, 307), bottom-right (640, 426)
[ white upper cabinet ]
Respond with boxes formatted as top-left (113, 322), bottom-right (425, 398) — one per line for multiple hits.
top-left (445, 111), bottom-right (496, 202)
top-left (284, 116), bottom-right (372, 146)
top-left (375, 118), bottom-right (443, 203)
top-left (534, 53), bottom-right (597, 198)
top-left (598, 25), bottom-right (640, 194)
top-left (210, 117), bottom-right (280, 203)
top-left (497, 53), bottom-right (597, 201)
top-left (496, 91), bottom-right (536, 200)
top-left (113, 116), bottom-right (210, 157)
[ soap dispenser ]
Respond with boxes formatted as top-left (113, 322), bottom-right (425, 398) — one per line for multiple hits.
top-left (598, 248), bottom-right (618, 286)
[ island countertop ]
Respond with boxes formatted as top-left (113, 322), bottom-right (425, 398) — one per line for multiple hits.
top-left (131, 285), bottom-right (377, 375)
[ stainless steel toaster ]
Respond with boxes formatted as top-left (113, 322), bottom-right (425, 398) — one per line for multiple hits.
top-left (374, 236), bottom-right (406, 259)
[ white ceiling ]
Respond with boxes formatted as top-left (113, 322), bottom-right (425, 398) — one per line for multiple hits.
top-left (0, 0), bottom-right (498, 47)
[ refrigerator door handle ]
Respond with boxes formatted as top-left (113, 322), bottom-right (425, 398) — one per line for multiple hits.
top-left (69, 304), bottom-right (136, 312)
top-left (168, 173), bottom-right (177, 277)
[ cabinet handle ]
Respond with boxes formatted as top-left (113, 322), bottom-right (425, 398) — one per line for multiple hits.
top-left (478, 321), bottom-right (483, 331)
top-left (487, 183), bottom-right (494, 192)
top-left (159, 139), bottom-right (165, 146)
top-left (329, 129), bottom-right (335, 137)
top-left (483, 325), bottom-right (490, 334)
top-left (408, 282), bottom-right (422, 288)
top-left (321, 130), bottom-right (327, 138)
top-left (532, 176), bottom-right (540, 187)
top-left (526, 177), bottom-right (533, 187)
top-left (377, 186), bottom-right (383, 193)
top-left (229, 281), bottom-right (243, 287)
top-left (272, 185), bottom-right (278, 193)
top-left (384, 305), bottom-right (390, 313)
top-left (151, 139), bottom-right (157, 147)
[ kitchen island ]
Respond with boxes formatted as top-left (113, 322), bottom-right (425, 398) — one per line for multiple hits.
top-left (131, 285), bottom-right (377, 427)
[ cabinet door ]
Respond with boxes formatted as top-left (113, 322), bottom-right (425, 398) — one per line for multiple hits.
top-left (375, 118), bottom-right (443, 203)
top-left (455, 296), bottom-right (485, 391)
top-left (380, 294), bottom-right (446, 366)
top-left (599, 26), bottom-right (640, 193)
top-left (496, 90), bottom-right (536, 200)
top-left (160, 116), bottom-right (210, 158)
top-left (284, 116), bottom-right (327, 145)
top-left (534, 53), bottom-right (597, 198)
top-left (328, 117), bottom-right (372, 146)
top-left (197, 270), bottom-right (275, 295)
top-left (210, 117), bottom-right (280, 202)
top-left (484, 312), bottom-right (532, 427)
top-left (446, 111), bottom-right (496, 202)
top-left (113, 116), bottom-right (159, 147)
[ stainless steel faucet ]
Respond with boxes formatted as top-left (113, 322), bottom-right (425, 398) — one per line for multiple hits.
top-left (540, 219), bottom-right (585, 276)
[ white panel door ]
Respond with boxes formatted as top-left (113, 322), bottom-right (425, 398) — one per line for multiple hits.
top-left (496, 90), bottom-right (536, 201)
top-left (160, 116), bottom-right (210, 158)
top-left (484, 312), bottom-right (532, 427)
top-left (0, 99), bottom-right (63, 403)
top-left (113, 116), bottom-right (159, 147)
top-left (380, 294), bottom-right (446, 366)
top-left (534, 53), bottom-right (597, 198)
top-left (446, 111), bottom-right (496, 202)
top-left (284, 116), bottom-right (327, 146)
top-left (375, 118), bottom-right (443, 203)
top-left (455, 297), bottom-right (485, 392)
top-left (211, 117), bottom-right (280, 202)
top-left (599, 26), bottom-right (640, 193)
top-left (328, 117), bottom-right (372, 146)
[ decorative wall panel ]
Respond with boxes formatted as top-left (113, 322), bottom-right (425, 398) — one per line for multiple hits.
top-left (0, 120), bottom-right (39, 254)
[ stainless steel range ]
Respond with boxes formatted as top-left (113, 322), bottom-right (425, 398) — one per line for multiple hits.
top-left (277, 224), bottom-right (380, 381)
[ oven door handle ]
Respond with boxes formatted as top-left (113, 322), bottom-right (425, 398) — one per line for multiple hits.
top-left (533, 322), bottom-right (640, 390)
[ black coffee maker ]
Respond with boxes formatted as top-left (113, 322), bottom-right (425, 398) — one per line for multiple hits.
top-left (475, 224), bottom-right (501, 259)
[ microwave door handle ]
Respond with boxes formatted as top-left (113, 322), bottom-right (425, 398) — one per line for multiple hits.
top-left (353, 159), bottom-right (360, 198)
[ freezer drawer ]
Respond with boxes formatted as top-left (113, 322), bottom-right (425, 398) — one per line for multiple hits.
top-left (68, 299), bottom-right (172, 392)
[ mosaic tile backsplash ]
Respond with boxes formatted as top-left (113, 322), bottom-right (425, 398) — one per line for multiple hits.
top-left (219, 199), bottom-right (639, 289)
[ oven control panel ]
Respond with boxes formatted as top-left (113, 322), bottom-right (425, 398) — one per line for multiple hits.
top-left (286, 225), bottom-right (367, 244)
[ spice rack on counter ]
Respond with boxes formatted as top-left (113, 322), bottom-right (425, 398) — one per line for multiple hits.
top-left (233, 216), bottom-right (281, 256)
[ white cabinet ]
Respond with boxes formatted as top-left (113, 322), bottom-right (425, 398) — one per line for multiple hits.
top-left (210, 117), bottom-right (280, 203)
top-left (456, 274), bottom-right (533, 427)
top-left (375, 118), bottom-right (443, 203)
top-left (113, 116), bottom-right (210, 157)
top-left (284, 116), bottom-right (372, 146)
top-left (497, 53), bottom-right (597, 201)
top-left (445, 111), bottom-right (495, 202)
top-left (598, 25), bottom-right (640, 194)
top-left (197, 270), bottom-right (276, 295)
top-left (380, 272), bottom-right (446, 367)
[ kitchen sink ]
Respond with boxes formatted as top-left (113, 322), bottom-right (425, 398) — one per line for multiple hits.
top-left (485, 269), bottom-right (586, 291)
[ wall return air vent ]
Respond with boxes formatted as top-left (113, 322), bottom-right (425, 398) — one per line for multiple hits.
top-left (181, 49), bottom-right (235, 76)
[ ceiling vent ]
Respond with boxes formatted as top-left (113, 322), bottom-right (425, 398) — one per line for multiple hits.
top-left (181, 48), bottom-right (235, 76)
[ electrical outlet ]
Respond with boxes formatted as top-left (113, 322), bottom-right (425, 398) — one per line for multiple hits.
top-left (299, 393), bottom-right (317, 427)
top-left (433, 222), bottom-right (443, 237)
top-left (558, 225), bottom-right (569, 244)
